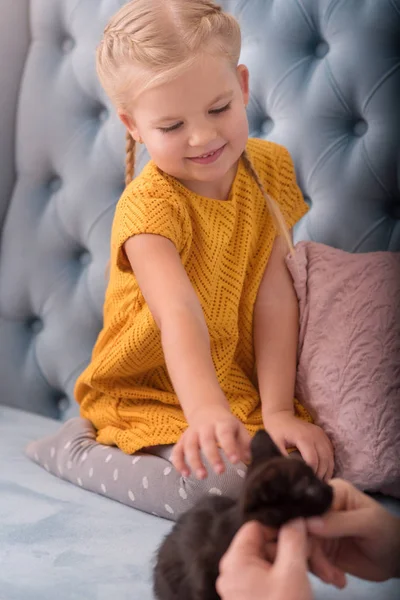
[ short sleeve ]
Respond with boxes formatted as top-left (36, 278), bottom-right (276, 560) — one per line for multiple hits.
top-left (275, 145), bottom-right (309, 229)
top-left (111, 184), bottom-right (190, 271)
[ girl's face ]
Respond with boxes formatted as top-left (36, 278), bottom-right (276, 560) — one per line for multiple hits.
top-left (120, 54), bottom-right (249, 197)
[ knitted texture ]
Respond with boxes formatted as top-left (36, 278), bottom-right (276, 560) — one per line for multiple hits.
top-left (75, 139), bottom-right (310, 453)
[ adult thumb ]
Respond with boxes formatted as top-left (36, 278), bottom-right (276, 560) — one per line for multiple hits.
top-left (275, 519), bottom-right (308, 573)
top-left (220, 521), bottom-right (268, 573)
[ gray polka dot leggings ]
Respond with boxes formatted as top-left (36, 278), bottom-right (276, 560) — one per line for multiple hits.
top-left (26, 417), bottom-right (248, 521)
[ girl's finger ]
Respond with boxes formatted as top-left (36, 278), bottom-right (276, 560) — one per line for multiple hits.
top-left (295, 439), bottom-right (319, 475)
top-left (171, 439), bottom-right (190, 477)
top-left (237, 426), bottom-right (252, 463)
top-left (325, 443), bottom-right (335, 480)
top-left (200, 428), bottom-right (225, 474)
top-left (184, 432), bottom-right (206, 479)
top-left (215, 422), bottom-right (241, 463)
top-left (315, 445), bottom-right (329, 481)
top-left (265, 430), bottom-right (288, 457)
top-left (318, 435), bottom-right (335, 480)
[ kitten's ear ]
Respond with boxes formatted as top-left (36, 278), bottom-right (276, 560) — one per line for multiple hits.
top-left (250, 430), bottom-right (282, 465)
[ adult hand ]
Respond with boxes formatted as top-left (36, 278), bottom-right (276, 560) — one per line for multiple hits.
top-left (217, 519), bottom-right (313, 600)
top-left (307, 478), bottom-right (400, 582)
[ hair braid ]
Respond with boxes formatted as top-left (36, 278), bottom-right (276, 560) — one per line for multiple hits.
top-left (125, 131), bottom-right (136, 186)
top-left (241, 150), bottom-right (294, 255)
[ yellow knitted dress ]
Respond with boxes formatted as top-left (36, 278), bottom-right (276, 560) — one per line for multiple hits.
top-left (75, 138), bottom-right (310, 454)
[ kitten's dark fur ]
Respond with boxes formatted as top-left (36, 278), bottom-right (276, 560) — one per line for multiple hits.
top-left (153, 430), bottom-right (333, 600)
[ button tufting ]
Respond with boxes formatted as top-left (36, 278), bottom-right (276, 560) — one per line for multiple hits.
top-left (58, 396), bottom-right (70, 413)
top-left (262, 117), bottom-right (274, 135)
top-left (78, 250), bottom-right (91, 266)
top-left (314, 41), bottom-right (329, 59)
top-left (98, 108), bottom-right (109, 123)
top-left (62, 37), bottom-right (75, 53)
top-left (388, 203), bottom-right (400, 220)
top-left (353, 120), bottom-right (368, 137)
top-left (29, 318), bottom-right (43, 335)
top-left (48, 177), bottom-right (62, 193)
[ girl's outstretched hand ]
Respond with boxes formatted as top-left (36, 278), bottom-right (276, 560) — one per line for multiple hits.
top-left (171, 405), bottom-right (251, 479)
top-left (263, 410), bottom-right (335, 481)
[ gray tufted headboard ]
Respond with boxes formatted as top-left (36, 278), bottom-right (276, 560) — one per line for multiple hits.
top-left (0, 0), bottom-right (399, 420)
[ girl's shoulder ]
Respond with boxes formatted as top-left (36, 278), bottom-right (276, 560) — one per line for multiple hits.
top-left (122, 160), bottom-right (182, 205)
top-left (111, 161), bottom-right (192, 257)
top-left (114, 160), bottom-right (189, 227)
top-left (246, 138), bottom-right (293, 176)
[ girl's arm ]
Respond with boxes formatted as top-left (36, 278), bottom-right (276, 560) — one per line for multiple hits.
top-left (125, 233), bottom-right (251, 477)
top-left (124, 233), bottom-right (229, 423)
top-left (254, 234), bottom-right (334, 480)
top-left (254, 234), bottom-right (298, 417)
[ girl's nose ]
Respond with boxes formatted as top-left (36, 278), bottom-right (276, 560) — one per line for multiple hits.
top-left (188, 123), bottom-right (218, 148)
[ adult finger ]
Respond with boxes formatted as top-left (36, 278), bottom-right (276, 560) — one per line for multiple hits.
top-left (308, 538), bottom-right (347, 589)
top-left (328, 478), bottom-right (375, 512)
top-left (219, 521), bottom-right (268, 573)
top-left (274, 519), bottom-right (308, 574)
top-left (307, 508), bottom-right (373, 540)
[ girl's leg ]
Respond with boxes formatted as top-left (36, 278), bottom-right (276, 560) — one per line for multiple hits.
top-left (26, 417), bottom-right (247, 521)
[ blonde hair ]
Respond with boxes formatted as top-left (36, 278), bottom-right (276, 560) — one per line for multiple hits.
top-left (97, 0), bottom-right (293, 252)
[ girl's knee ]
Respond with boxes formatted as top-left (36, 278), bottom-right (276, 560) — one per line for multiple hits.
top-left (181, 460), bottom-right (247, 507)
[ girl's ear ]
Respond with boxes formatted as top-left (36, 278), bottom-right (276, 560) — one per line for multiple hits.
top-left (237, 64), bottom-right (249, 106)
top-left (118, 110), bottom-right (142, 144)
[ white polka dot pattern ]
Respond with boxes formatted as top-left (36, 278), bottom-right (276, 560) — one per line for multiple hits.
top-left (209, 488), bottom-right (222, 495)
top-left (25, 419), bottom-right (249, 522)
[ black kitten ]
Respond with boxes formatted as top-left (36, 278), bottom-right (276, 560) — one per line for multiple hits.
top-left (153, 430), bottom-right (333, 600)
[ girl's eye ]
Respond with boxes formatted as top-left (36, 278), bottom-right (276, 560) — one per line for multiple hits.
top-left (209, 102), bottom-right (231, 115)
top-left (159, 122), bottom-right (183, 134)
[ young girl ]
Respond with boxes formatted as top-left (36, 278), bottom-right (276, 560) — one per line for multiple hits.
top-left (27, 0), bottom-right (334, 520)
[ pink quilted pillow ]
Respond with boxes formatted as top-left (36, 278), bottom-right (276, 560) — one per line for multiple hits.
top-left (286, 241), bottom-right (400, 498)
